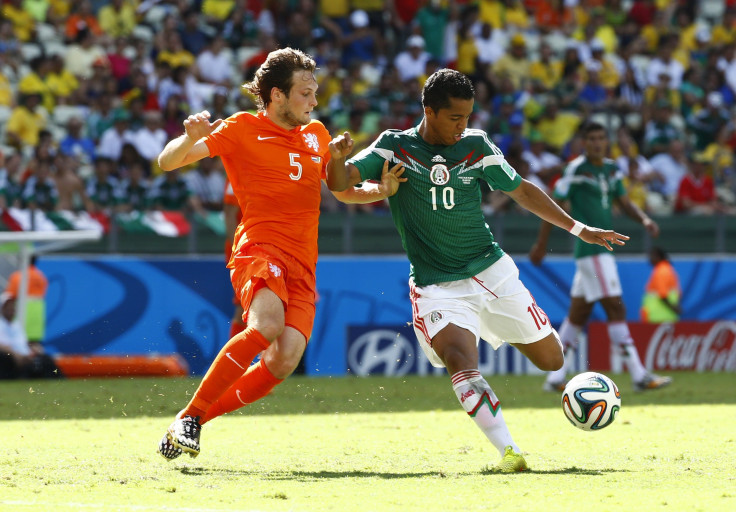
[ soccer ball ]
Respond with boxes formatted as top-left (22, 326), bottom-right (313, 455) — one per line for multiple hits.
top-left (561, 372), bottom-right (621, 431)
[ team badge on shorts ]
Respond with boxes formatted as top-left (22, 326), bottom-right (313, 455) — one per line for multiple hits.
top-left (430, 164), bottom-right (450, 185)
top-left (429, 311), bottom-right (443, 324)
top-left (268, 263), bottom-right (282, 277)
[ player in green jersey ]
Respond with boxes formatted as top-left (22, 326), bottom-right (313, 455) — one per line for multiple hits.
top-left (530, 121), bottom-right (672, 393)
top-left (326, 69), bottom-right (628, 472)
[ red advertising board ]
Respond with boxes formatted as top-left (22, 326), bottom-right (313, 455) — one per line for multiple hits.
top-left (588, 321), bottom-right (736, 372)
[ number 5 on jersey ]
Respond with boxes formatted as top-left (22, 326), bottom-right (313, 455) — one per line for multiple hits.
top-left (289, 153), bottom-right (302, 180)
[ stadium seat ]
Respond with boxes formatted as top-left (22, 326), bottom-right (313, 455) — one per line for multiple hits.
top-left (43, 41), bottom-right (68, 58)
top-left (52, 105), bottom-right (88, 126)
top-left (132, 24), bottom-right (155, 43)
top-left (590, 112), bottom-right (621, 133)
top-left (20, 43), bottom-right (42, 61)
top-left (699, 0), bottom-right (725, 22)
top-left (36, 23), bottom-right (61, 44)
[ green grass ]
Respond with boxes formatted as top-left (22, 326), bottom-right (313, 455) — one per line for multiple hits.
top-left (1, 372), bottom-right (735, 512)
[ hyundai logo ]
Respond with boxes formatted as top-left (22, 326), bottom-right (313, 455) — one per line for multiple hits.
top-left (347, 329), bottom-right (416, 376)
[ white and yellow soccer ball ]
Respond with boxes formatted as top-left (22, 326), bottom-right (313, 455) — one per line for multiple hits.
top-left (561, 372), bottom-right (621, 431)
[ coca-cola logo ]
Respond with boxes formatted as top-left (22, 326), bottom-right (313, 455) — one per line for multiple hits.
top-left (644, 321), bottom-right (736, 371)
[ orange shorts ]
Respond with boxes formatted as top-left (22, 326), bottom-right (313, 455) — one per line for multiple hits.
top-left (230, 244), bottom-right (317, 341)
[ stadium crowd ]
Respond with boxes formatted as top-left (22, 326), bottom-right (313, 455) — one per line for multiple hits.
top-left (1, 0), bottom-right (736, 223)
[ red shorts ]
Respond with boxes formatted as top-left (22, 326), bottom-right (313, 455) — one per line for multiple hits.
top-left (230, 244), bottom-right (317, 341)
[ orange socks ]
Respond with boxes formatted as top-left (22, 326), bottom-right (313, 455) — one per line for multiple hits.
top-left (229, 319), bottom-right (246, 340)
top-left (182, 327), bottom-right (270, 419)
top-left (201, 359), bottom-right (283, 424)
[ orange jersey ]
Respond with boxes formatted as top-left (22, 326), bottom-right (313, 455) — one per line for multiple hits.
top-left (7, 266), bottom-right (48, 298)
top-left (204, 112), bottom-right (331, 274)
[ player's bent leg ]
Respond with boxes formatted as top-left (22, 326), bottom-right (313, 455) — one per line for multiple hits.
top-left (201, 327), bottom-right (306, 424)
top-left (512, 332), bottom-right (564, 372)
top-left (433, 325), bottom-right (526, 471)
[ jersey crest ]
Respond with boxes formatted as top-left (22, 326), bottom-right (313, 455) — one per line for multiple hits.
top-left (430, 164), bottom-right (450, 185)
top-left (303, 133), bottom-right (320, 152)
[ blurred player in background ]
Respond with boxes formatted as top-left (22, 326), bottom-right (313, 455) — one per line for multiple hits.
top-left (223, 178), bottom-right (245, 339)
top-left (640, 246), bottom-right (681, 323)
top-left (156, 47), bottom-right (405, 459)
top-left (530, 121), bottom-right (672, 393)
top-left (6, 254), bottom-right (48, 347)
top-left (326, 69), bottom-right (627, 472)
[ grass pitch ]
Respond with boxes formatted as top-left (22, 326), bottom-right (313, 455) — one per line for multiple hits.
top-left (1, 372), bottom-right (735, 512)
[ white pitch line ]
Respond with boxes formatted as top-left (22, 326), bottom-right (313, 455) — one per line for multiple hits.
top-left (0, 502), bottom-right (275, 512)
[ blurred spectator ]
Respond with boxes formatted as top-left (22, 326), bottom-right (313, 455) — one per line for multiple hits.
top-left (0, 151), bottom-right (22, 209)
top-left (117, 160), bottom-right (150, 213)
top-left (22, 158), bottom-right (58, 212)
top-left (64, 27), bottom-right (108, 80)
top-left (674, 152), bottom-right (728, 215)
top-left (6, 92), bottom-right (46, 150)
top-left (649, 139), bottom-right (689, 202)
top-left (59, 117), bottom-right (96, 164)
top-left (46, 54), bottom-right (81, 107)
top-left (415, 0), bottom-right (450, 60)
top-left (491, 33), bottom-right (530, 90)
top-left (196, 35), bottom-right (234, 88)
top-left (628, 0), bottom-right (657, 28)
top-left (522, 130), bottom-right (563, 188)
top-left (54, 154), bottom-right (90, 211)
top-left (18, 56), bottom-right (54, 114)
top-left (340, 9), bottom-right (379, 68)
top-left (2, 0), bottom-right (36, 42)
top-left (179, 9), bottom-right (211, 56)
top-left (65, 0), bottom-right (103, 41)
top-left (394, 35), bottom-right (430, 82)
top-left (578, 62), bottom-right (611, 114)
top-left (529, 41), bottom-right (562, 94)
top-left (646, 35), bottom-right (685, 90)
top-left (615, 127), bottom-right (665, 200)
top-left (98, 0), bottom-right (137, 38)
top-left (535, 98), bottom-right (581, 153)
top-left (687, 92), bottom-right (731, 152)
top-left (161, 94), bottom-right (187, 139)
top-left (97, 109), bottom-right (135, 161)
top-left (86, 92), bottom-right (117, 142)
top-left (184, 157), bottom-right (225, 212)
top-left (643, 100), bottom-right (682, 157)
top-left (149, 168), bottom-right (204, 214)
top-left (455, 22), bottom-right (479, 77)
top-left (107, 36), bottom-right (132, 81)
top-left (157, 31), bottom-right (195, 69)
top-left (0, 293), bottom-right (61, 380)
top-left (129, 111), bottom-right (168, 166)
top-left (640, 246), bottom-right (681, 323)
top-left (86, 156), bottom-right (120, 214)
top-left (495, 112), bottom-right (529, 154)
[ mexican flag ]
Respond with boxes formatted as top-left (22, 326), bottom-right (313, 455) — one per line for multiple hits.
top-left (0, 208), bottom-right (107, 234)
top-left (116, 211), bottom-right (191, 237)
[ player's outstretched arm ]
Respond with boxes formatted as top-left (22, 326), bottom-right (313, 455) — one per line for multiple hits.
top-left (506, 179), bottom-right (629, 252)
top-left (158, 111), bottom-right (220, 171)
top-left (326, 132), bottom-right (363, 192)
top-left (331, 160), bottom-right (406, 204)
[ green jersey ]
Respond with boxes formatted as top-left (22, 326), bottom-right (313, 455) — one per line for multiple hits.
top-left (348, 127), bottom-right (522, 286)
top-left (553, 155), bottom-right (626, 258)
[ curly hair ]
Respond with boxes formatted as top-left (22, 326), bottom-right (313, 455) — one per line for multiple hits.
top-left (244, 47), bottom-right (317, 110)
top-left (421, 69), bottom-right (474, 112)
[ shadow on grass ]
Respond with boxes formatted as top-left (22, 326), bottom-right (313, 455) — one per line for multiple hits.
top-left (2, 372), bottom-right (734, 420)
top-left (521, 467), bottom-right (630, 476)
top-left (177, 467), bottom-right (441, 480)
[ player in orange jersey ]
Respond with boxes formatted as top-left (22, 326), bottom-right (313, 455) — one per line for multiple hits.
top-left (156, 47), bottom-right (406, 459)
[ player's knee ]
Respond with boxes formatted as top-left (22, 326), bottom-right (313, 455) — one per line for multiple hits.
top-left (263, 346), bottom-right (303, 379)
top-left (544, 350), bottom-right (565, 371)
top-left (439, 345), bottom-right (477, 374)
top-left (250, 318), bottom-right (284, 342)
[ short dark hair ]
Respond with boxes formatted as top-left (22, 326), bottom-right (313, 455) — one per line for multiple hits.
top-left (244, 47), bottom-right (317, 110)
top-left (422, 69), bottom-right (474, 112)
top-left (581, 121), bottom-right (607, 137)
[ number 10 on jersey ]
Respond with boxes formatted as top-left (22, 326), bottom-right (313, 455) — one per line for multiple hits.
top-left (430, 187), bottom-right (455, 210)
